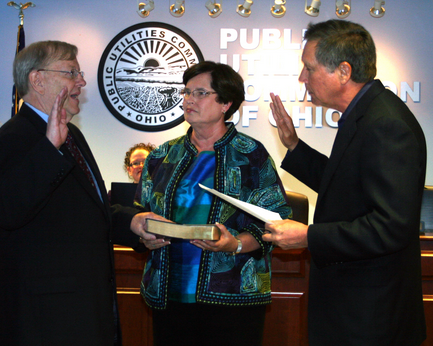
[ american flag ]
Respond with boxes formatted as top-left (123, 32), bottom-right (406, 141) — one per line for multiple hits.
top-left (11, 24), bottom-right (25, 117)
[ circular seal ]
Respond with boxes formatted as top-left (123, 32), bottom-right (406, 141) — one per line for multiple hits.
top-left (98, 22), bottom-right (204, 132)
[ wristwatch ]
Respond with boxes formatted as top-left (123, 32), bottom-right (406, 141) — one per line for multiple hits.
top-left (231, 236), bottom-right (242, 256)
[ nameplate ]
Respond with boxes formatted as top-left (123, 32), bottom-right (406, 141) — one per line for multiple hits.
top-left (146, 219), bottom-right (221, 240)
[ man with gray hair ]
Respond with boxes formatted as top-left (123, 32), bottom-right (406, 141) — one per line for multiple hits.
top-left (264, 20), bottom-right (426, 345)
top-left (0, 40), bottom-right (161, 345)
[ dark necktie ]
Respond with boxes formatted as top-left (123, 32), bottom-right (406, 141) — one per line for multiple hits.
top-left (65, 133), bottom-right (97, 191)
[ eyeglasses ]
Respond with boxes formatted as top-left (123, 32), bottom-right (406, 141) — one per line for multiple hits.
top-left (130, 160), bottom-right (145, 168)
top-left (37, 68), bottom-right (85, 79)
top-left (179, 88), bottom-right (217, 100)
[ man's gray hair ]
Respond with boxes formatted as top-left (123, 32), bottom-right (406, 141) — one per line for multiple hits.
top-left (13, 40), bottom-right (78, 97)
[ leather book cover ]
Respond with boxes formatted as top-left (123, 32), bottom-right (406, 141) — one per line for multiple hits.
top-left (146, 219), bottom-right (221, 240)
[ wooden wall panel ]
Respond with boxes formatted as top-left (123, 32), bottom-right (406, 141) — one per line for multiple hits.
top-left (117, 292), bottom-right (152, 346)
top-left (114, 247), bottom-right (151, 346)
top-left (421, 236), bottom-right (433, 346)
top-left (264, 292), bottom-right (307, 346)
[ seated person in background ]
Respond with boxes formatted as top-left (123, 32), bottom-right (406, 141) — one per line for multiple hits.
top-left (124, 142), bottom-right (156, 183)
top-left (108, 142), bottom-right (156, 204)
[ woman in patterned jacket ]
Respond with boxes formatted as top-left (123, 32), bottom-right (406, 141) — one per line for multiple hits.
top-left (137, 61), bottom-right (291, 346)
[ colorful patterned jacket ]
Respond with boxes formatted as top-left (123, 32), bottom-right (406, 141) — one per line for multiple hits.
top-left (139, 123), bottom-right (291, 309)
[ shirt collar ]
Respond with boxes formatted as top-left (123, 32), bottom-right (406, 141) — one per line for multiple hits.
top-left (25, 102), bottom-right (49, 123)
top-left (338, 79), bottom-right (375, 129)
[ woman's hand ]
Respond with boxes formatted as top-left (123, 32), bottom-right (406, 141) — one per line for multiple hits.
top-left (131, 212), bottom-right (171, 250)
top-left (190, 223), bottom-right (260, 254)
top-left (190, 223), bottom-right (237, 253)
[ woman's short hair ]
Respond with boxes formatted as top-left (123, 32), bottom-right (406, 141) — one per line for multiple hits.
top-left (13, 40), bottom-right (78, 98)
top-left (123, 142), bottom-right (156, 172)
top-left (182, 61), bottom-right (245, 121)
top-left (304, 20), bottom-right (376, 83)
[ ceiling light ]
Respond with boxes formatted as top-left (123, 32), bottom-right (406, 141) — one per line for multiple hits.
top-left (170, 0), bottom-right (185, 17)
top-left (205, 0), bottom-right (222, 18)
top-left (370, 0), bottom-right (385, 18)
top-left (237, 0), bottom-right (253, 18)
top-left (137, 1), bottom-right (154, 17)
top-left (305, 0), bottom-right (321, 17)
top-left (335, 0), bottom-right (350, 18)
top-left (271, 0), bottom-right (286, 18)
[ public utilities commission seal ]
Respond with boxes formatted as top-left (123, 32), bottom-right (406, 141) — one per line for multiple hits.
top-left (98, 22), bottom-right (204, 132)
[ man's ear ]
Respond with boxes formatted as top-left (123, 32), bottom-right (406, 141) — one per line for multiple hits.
top-left (28, 70), bottom-right (45, 95)
top-left (337, 62), bottom-right (352, 85)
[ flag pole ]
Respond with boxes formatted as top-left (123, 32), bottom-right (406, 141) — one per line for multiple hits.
top-left (7, 1), bottom-right (36, 26)
top-left (8, 1), bottom-right (35, 117)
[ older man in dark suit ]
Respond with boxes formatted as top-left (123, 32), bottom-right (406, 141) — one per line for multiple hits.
top-left (0, 41), bottom-right (162, 346)
top-left (263, 20), bottom-right (426, 345)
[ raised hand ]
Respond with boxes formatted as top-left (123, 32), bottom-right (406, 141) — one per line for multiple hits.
top-left (270, 93), bottom-right (299, 151)
top-left (46, 87), bottom-right (69, 149)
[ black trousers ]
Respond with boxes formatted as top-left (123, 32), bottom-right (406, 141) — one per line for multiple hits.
top-left (152, 301), bottom-right (266, 346)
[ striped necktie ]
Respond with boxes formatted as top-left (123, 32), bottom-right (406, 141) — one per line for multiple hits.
top-left (65, 133), bottom-right (97, 191)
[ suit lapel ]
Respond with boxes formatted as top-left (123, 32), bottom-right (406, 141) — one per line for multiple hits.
top-left (20, 103), bottom-right (48, 135)
top-left (316, 80), bottom-right (385, 209)
top-left (316, 112), bottom-right (359, 209)
top-left (66, 124), bottom-right (109, 211)
top-left (59, 140), bottom-right (94, 198)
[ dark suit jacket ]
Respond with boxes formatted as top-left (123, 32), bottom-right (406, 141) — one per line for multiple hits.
top-left (0, 104), bottom-right (140, 345)
top-left (282, 80), bottom-right (427, 345)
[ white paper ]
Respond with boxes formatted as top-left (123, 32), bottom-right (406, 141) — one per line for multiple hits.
top-left (199, 183), bottom-right (282, 223)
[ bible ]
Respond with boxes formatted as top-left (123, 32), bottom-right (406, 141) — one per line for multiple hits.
top-left (146, 219), bottom-right (221, 240)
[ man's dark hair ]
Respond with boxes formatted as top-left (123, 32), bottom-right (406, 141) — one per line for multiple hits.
top-left (304, 20), bottom-right (376, 83)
